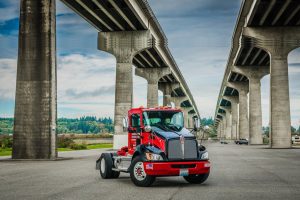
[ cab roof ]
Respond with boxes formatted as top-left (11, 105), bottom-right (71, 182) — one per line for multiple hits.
top-left (129, 106), bottom-right (182, 113)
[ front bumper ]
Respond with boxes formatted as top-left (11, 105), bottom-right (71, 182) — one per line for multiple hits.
top-left (143, 160), bottom-right (210, 176)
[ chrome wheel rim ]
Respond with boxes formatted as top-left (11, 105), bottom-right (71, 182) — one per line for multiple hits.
top-left (100, 158), bottom-right (105, 173)
top-left (134, 162), bottom-right (146, 181)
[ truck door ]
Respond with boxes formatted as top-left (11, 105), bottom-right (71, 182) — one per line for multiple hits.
top-left (129, 113), bottom-right (141, 151)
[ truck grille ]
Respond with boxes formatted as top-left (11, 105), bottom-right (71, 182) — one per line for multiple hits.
top-left (167, 139), bottom-right (198, 160)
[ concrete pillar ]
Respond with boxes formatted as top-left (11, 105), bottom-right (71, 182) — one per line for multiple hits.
top-left (188, 114), bottom-right (195, 129)
top-left (218, 121), bottom-right (222, 140)
top-left (158, 82), bottom-right (180, 106)
top-left (220, 117), bottom-right (226, 140)
top-left (221, 106), bottom-right (232, 140)
top-left (242, 27), bottom-right (300, 148)
top-left (223, 96), bottom-right (239, 140)
top-left (227, 82), bottom-right (249, 140)
top-left (181, 108), bottom-right (192, 128)
top-left (98, 30), bottom-right (152, 149)
top-left (172, 96), bottom-right (190, 128)
top-left (12, 0), bottom-right (57, 159)
top-left (135, 68), bottom-right (170, 108)
top-left (269, 50), bottom-right (291, 148)
top-left (217, 124), bottom-right (221, 139)
top-left (218, 114), bottom-right (226, 140)
top-left (233, 66), bottom-right (269, 144)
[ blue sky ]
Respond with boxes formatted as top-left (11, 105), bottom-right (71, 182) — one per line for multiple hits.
top-left (0, 0), bottom-right (299, 127)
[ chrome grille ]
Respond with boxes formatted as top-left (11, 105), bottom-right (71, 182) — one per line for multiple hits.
top-left (168, 139), bottom-right (198, 160)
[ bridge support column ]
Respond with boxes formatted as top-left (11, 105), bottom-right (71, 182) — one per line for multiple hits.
top-left (158, 83), bottom-right (180, 106)
top-left (223, 96), bottom-right (239, 140)
top-left (220, 117), bottom-right (226, 140)
top-left (12, 0), bottom-right (57, 159)
top-left (181, 108), bottom-right (192, 129)
top-left (172, 97), bottom-right (191, 128)
top-left (242, 27), bottom-right (300, 148)
top-left (227, 82), bottom-right (249, 140)
top-left (98, 30), bottom-right (152, 149)
top-left (217, 124), bottom-right (221, 139)
top-left (233, 66), bottom-right (269, 144)
top-left (221, 106), bottom-right (232, 140)
top-left (135, 68), bottom-right (170, 108)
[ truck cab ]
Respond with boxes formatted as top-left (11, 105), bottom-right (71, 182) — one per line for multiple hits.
top-left (96, 106), bottom-right (210, 187)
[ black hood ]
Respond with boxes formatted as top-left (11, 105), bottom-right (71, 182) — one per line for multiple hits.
top-left (151, 126), bottom-right (195, 140)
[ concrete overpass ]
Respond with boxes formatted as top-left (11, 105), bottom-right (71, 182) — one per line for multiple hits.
top-left (12, 0), bottom-right (200, 159)
top-left (214, 0), bottom-right (300, 148)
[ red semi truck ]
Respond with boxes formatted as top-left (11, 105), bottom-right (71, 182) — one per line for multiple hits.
top-left (96, 106), bottom-right (210, 187)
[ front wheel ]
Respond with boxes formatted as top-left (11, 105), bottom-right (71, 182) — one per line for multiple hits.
top-left (130, 156), bottom-right (155, 187)
top-left (99, 153), bottom-right (120, 179)
top-left (183, 173), bottom-right (209, 184)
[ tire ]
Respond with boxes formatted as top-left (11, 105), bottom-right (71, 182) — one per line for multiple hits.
top-left (99, 153), bottom-right (119, 179)
top-left (183, 173), bottom-right (209, 184)
top-left (112, 171), bottom-right (120, 178)
top-left (130, 156), bottom-right (155, 187)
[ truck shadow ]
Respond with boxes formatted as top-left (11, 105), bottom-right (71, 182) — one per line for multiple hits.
top-left (116, 176), bottom-right (210, 188)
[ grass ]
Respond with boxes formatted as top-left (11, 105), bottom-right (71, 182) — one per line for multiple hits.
top-left (87, 143), bottom-right (113, 149)
top-left (0, 143), bottom-right (113, 156)
top-left (57, 148), bottom-right (73, 152)
top-left (0, 148), bottom-right (12, 156)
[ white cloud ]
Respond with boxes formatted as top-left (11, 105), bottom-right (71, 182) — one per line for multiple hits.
top-left (0, 58), bottom-right (17, 100)
top-left (0, 2), bottom-right (19, 22)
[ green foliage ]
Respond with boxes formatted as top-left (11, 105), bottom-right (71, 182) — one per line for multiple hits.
top-left (263, 137), bottom-right (269, 145)
top-left (263, 126), bottom-right (269, 137)
top-left (0, 148), bottom-right (12, 156)
top-left (263, 126), bottom-right (299, 136)
top-left (57, 136), bottom-right (87, 150)
top-left (69, 143), bottom-right (87, 150)
top-left (57, 137), bottom-right (74, 148)
top-left (87, 143), bottom-right (113, 149)
top-left (0, 136), bottom-right (13, 148)
top-left (201, 117), bottom-right (214, 126)
top-left (0, 118), bottom-right (14, 135)
top-left (57, 116), bottom-right (114, 134)
top-left (0, 116), bottom-right (114, 135)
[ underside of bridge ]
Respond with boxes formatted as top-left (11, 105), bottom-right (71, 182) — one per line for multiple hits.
top-left (12, 0), bottom-right (200, 159)
top-left (214, 0), bottom-right (300, 148)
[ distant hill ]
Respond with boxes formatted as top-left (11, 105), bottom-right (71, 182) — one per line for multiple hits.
top-left (0, 116), bottom-right (114, 135)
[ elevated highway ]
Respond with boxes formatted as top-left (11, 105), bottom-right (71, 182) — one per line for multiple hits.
top-left (12, 0), bottom-right (200, 159)
top-left (214, 0), bottom-right (300, 148)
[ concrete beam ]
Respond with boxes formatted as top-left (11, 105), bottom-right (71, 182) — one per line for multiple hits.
top-left (135, 67), bottom-right (171, 108)
top-left (98, 30), bottom-right (152, 149)
top-left (13, 0), bottom-right (57, 159)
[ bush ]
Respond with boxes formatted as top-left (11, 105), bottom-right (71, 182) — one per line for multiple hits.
top-left (57, 137), bottom-right (74, 148)
top-left (263, 137), bottom-right (269, 145)
top-left (69, 143), bottom-right (87, 150)
top-left (0, 136), bottom-right (13, 148)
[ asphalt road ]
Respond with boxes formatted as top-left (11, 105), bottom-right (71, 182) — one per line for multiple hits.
top-left (1, 142), bottom-right (300, 200)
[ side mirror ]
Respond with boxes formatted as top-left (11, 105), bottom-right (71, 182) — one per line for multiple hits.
top-left (122, 117), bottom-right (128, 132)
top-left (193, 117), bottom-right (201, 131)
top-left (144, 125), bottom-right (152, 133)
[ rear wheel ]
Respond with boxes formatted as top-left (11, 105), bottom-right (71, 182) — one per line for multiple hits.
top-left (130, 156), bottom-right (155, 187)
top-left (99, 153), bottom-right (119, 179)
top-left (184, 173), bottom-right (209, 184)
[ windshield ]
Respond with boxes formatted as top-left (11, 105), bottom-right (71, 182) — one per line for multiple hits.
top-left (143, 111), bottom-right (184, 131)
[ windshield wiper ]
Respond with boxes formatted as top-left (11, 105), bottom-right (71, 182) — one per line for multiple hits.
top-left (153, 123), bottom-right (171, 132)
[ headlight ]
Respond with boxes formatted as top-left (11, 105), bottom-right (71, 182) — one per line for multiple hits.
top-left (201, 152), bottom-right (209, 160)
top-left (146, 152), bottom-right (163, 161)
